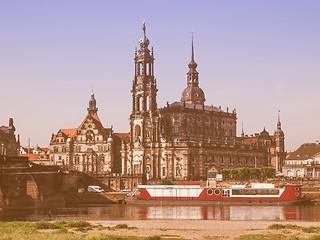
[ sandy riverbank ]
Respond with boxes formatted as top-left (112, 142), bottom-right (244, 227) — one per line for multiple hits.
top-left (88, 219), bottom-right (320, 239)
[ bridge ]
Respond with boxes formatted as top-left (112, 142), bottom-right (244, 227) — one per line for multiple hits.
top-left (0, 155), bottom-right (140, 208)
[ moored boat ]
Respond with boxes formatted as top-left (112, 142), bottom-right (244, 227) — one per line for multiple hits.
top-left (125, 183), bottom-right (307, 205)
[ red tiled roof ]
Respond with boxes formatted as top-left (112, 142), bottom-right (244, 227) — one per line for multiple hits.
top-left (60, 128), bottom-right (78, 138)
top-left (50, 128), bottom-right (77, 144)
top-left (51, 113), bottom-right (113, 144)
top-left (20, 153), bottom-right (39, 161)
top-left (243, 137), bottom-right (258, 144)
top-left (40, 147), bottom-right (49, 152)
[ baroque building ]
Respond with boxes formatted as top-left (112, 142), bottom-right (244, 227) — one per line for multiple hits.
top-left (121, 23), bottom-right (286, 181)
top-left (49, 93), bottom-right (126, 174)
top-left (0, 118), bottom-right (20, 156)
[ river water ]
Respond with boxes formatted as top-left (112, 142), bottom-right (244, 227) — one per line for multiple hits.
top-left (1, 204), bottom-right (320, 221)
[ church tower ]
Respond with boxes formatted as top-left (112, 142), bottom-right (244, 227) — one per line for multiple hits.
top-left (87, 92), bottom-right (98, 115)
top-left (129, 22), bottom-right (160, 178)
top-left (132, 21), bottom-right (157, 115)
top-left (181, 34), bottom-right (206, 105)
top-left (274, 111), bottom-right (285, 171)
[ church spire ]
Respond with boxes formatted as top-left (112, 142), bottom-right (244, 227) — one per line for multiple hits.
top-left (241, 122), bottom-right (245, 137)
top-left (181, 32), bottom-right (206, 105)
top-left (187, 32), bottom-right (198, 82)
top-left (277, 110), bottom-right (281, 130)
top-left (87, 92), bottom-right (98, 115)
top-left (188, 32), bottom-right (197, 72)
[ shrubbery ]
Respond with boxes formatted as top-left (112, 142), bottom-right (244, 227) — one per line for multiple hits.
top-left (221, 167), bottom-right (275, 180)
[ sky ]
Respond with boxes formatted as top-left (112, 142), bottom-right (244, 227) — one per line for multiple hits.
top-left (0, 0), bottom-right (319, 152)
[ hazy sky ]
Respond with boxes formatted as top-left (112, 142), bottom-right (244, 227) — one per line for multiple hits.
top-left (1, 1), bottom-right (319, 151)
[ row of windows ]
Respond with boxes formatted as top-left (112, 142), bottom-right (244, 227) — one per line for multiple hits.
top-left (173, 117), bottom-right (235, 125)
top-left (53, 145), bottom-right (111, 153)
top-left (135, 62), bottom-right (153, 76)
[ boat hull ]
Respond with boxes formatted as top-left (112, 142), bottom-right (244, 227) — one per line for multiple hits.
top-left (125, 197), bottom-right (308, 205)
top-left (125, 184), bottom-right (308, 205)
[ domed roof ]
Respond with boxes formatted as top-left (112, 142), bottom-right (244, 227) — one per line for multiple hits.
top-left (139, 35), bottom-right (149, 47)
top-left (139, 21), bottom-right (149, 48)
top-left (181, 86), bottom-right (206, 105)
top-left (67, 135), bottom-right (72, 142)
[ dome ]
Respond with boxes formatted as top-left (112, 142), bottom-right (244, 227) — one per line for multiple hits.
top-left (181, 86), bottom-right (206, 105)
top-left (139, 35), bottom-right (150, 47)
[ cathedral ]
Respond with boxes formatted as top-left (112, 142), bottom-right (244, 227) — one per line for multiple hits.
top-left (48, 23), bottom-right (285, 181)
top-left (120, 22), bottom-right (286, 181)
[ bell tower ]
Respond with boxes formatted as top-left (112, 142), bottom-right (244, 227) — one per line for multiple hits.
top-left (128, 22), bottom-right (160, 180)
top-left (274, 111), bottom-right (285, 172)
top-left (132, 21), bottom-right (157, 115)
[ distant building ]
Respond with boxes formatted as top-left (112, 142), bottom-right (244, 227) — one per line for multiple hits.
top-left (49, 93), bottom-right (128, 174)
top-left (240, 115), bottom-right (286, 172)
top-left (120, 23), bottom-right (285, 181)
top-left (282, 142), bottom-right (320, 178)
top-left (0, 118), bottom-right (20, 156)
top-left (20, 145), bottom-right (52, 165)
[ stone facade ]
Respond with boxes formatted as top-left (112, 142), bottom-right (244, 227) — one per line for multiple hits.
top-left (0, 118), bottom-right (20, 156)
top-left (49, 93), bottom-right (127, 174)
top-left (121, 23), bottom-right (286, 181)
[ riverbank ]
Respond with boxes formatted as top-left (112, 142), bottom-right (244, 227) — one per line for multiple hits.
top-left (2, 219), bottom-right (320, 239)
top-left (90, 220), bottom-right (320, 239)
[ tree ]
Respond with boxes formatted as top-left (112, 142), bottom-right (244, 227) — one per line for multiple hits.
top-left (221, 169), bottom-right (231, 179)
top-left (260, 167), bottom-right (275, 178)
top-left (231, 168), bottom-right (239, 179)
top-left (249, 168), bottom-right (261, 179)
top-left (238, 168), bottom-right (250, 180)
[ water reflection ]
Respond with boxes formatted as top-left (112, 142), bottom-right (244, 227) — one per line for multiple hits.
top-left (0, 204), bottom-right (319, 221)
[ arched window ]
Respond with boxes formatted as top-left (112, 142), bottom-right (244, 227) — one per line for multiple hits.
top-left (287, 169), bottom-right (293, 177)
top-left (135, 125), bottom-right (141, 137)
top-left (296, 170), bottom-right (302, 177)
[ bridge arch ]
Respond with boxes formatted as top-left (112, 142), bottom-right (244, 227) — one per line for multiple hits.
top-left (26, 174), bottom-right (40, 204)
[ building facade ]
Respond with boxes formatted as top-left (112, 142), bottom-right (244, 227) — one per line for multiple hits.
top-left (282, 142), bottom-right (320, 178)
top-left (49, 93), bottom-right (127, 174)
top-left (0, 118), bottom-right (20, 156)
top-left (121, 23), bottom-right (286, 181)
